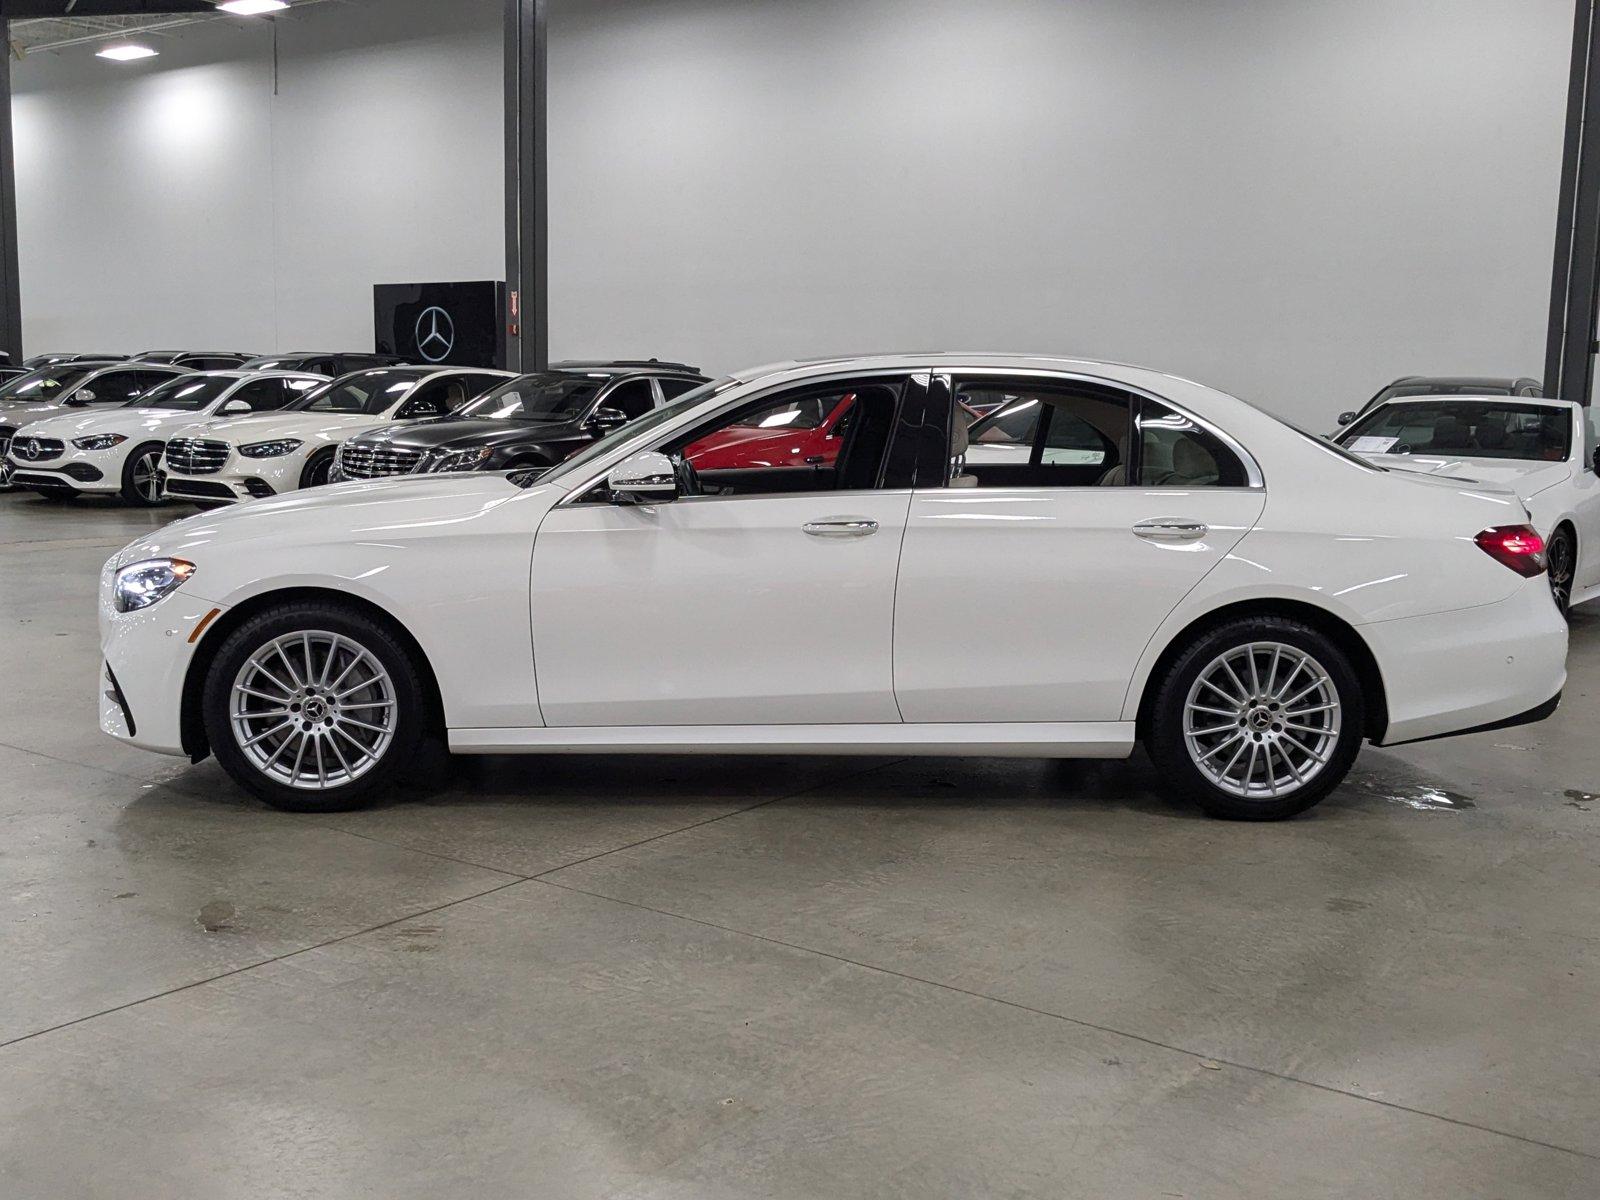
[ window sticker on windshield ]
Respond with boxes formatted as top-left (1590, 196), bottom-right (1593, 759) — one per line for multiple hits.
top-left (1349, 436), bottom-right (1399, 453)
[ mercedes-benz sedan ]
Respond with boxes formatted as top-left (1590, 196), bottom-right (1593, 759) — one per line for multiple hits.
top-left (99, 354), bottom-right (1567, 821)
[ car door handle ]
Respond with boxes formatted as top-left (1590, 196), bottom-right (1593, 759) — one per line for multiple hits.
top-left (1133, 518), bottom-right (1209, 542)
top-left (803, 518), bottom-right (880, 538)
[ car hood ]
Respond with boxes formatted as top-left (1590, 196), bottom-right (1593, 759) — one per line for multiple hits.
top-left (0, 398), bottom-right (70, 423)
top-left (1354, 453), bottom-right (1571, 499)
top-left (17, 406), bottom-right (204, 440)
top-left (109, 472), bottom-right (548, 571)
top-left (195, 410), bottom-right (387, 443)
top-left (354, 415), bottom-right (588, 452)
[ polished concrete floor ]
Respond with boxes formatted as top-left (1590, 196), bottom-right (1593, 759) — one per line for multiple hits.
top-left (1, 492), bottom-right (1597, 1199)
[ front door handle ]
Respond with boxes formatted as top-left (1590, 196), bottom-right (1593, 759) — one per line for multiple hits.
top-left (1133, 518), bottom-right (1208, 542)
top-left (803, 518), bottom-right (880, 538)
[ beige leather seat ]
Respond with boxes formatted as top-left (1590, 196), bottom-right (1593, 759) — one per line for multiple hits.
top-left (950, 413), bottom-right (978, 488)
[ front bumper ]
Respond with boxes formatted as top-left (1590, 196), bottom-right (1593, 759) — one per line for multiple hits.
top-left (163, 455), bottom-right (303, 506)
top-left (6, 446), bottom-right (119, 494)
top-left (98, 572), bottom-right (227, 756)
top-left (1367, 576), bottom-right (1568, 745)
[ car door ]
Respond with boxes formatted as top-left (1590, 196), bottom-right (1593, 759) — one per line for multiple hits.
top-left (893, 372), bottom-right (1267, 723)
top-left (529, 373), bottom-right (924, 727)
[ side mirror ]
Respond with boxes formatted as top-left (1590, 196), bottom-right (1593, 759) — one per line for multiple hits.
top-left (588, 406), bottom-right (630, 434)
top-left (70, 388), bottom-right (97, 406)
top-left (1336, 411), bottom-right (1357, 426)
top-left (606, 450), bottom-right (677, 504)
top-left (219, 398), bottom-right (252, 415)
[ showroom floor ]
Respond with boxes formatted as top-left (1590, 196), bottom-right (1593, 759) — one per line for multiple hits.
top-left (1, 495), bottom-right (1596, 1199)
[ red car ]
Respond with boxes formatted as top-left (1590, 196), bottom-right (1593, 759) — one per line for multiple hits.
top-left (685, 393), bottom-right (856, 469)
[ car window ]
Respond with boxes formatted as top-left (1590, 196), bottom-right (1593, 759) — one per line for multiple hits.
top-left (1136, 400), bottom-right (1248, 486)
top-left (956, 380), bottom-right (1130, 487)
top-left (602, 379), bottom-right (657, 420)
top-left (82, 370), bottom-right (149, 405)
top-left (456, 373), bottom-right (607, 422)
top-left (134, 375), bottom-right (237, 411)
top-left (0, 363), bottom-right (97, 402)
top-left (398, 375), bottom-right (473, 419)
top-left (1585, 408), bottom-right (1600, 470)
top-left (1338, 401), bottom-right (1572, 461)
top-left (669, 379), bottom-right (903, 496)
top-left (228, 378), bottom-right (297, 412)
top-left (658, 377), bottom-right (704, 401)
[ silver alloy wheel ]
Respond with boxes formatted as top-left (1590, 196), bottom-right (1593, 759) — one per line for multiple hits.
top-left (132, 449), bottom-right (161, 503)
top-left (1548, 531), bottom-right (1573, 615)
top-left (1183, 641), bottom-right (1341, 800)
top-left (229, 630), bottom-right (396, 791)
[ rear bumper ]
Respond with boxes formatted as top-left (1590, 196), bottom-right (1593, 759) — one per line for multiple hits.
top-left (1367, 578), bottom-right (1568, 745)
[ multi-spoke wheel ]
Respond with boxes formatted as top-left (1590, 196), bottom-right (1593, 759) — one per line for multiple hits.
top-left (120, 443), bottom-right (165, 506)
top-left (1547, 527), bottom-right (1574, 620)
top-left (203, 603), bottom-right (428, 811)
top-left (1148, 617), bottom-right (1364, 819)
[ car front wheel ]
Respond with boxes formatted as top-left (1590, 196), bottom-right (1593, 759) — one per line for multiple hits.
top-left (1147, 617), bottom-right (1365, 820)
top-left (202, 602), bottom-right (428, 812)
top-left (120, 443), bottom-right (165, 506)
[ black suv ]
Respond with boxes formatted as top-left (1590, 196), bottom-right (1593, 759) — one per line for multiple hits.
top-left (132, 350), bottom-right (258, 370)
top-left (331, 360), bottom-right (708, 481)
top-left (239, 352), bottom-right (407, 376)
top-left (1336, 375), bottom-right (1543, 428)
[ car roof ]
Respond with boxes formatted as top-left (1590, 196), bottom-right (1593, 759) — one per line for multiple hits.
top-left (1389, 375), bottom-right (1532, 387)
top-left (1368, 394), bottom-right (1576, 409)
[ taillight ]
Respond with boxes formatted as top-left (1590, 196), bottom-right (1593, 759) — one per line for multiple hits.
top-left (1475, 525), bottom-right (1546, 577)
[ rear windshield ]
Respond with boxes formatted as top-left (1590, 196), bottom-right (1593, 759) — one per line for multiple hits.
top-left (1338, 401), bottom-right (1571, 461)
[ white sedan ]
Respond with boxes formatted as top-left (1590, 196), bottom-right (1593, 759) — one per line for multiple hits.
top-left (160, 366), bottom-right (513, 506)
top-left (98, 354), bottom-right (1567, 821)
top-left (1333, 395), bottom-right (1600, 615)
top-left (6, 371), bottom-right (324, 505)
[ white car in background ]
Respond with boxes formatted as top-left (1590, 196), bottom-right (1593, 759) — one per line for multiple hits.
top-left (1334, 395), bottom-right (1600, 615)
top-left (0, 360), bottom-right (192, 488)
top-left (7, 371), bottom-right (324, 505)
top-left (160, 366), bottom-right (513, 507)
top-left (99, 354), bottom-right (1566, 822)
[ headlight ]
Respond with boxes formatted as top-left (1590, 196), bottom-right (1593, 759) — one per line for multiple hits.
top-left (238, 438), bottom-right (303, 459)
top-left (73, 433), bottom-right (128, 451)
top-left (113, 558), bottom-right (195, 613)
top-left (424, 446), bottom-right (495, 473)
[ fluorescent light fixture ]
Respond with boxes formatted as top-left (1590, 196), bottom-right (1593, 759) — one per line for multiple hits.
top-left (216, 0), bottom-right (290, 14)
top-left (96, 44), bottom-right (159, 61)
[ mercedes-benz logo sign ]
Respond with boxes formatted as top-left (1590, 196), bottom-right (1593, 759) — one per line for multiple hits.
top-left (414, 306), bottom-right (455, 363)
top-left (18, 437), bottom-right (42, 461)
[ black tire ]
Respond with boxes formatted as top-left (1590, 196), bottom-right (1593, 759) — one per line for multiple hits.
top-left (1547, 526), bottom-right (1574, 620)
top-left (299, 449), bottom-right (336, 489)
top-left (1146, 616), bottom-right (1365, 820)
top-left (119, 442), bottom-right (166, 506)
top-left (202, 601), bottom-right (429, 812)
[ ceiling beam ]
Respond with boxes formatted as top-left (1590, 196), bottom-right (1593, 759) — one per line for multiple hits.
top-left (0, 1), bottom-right (214, 18)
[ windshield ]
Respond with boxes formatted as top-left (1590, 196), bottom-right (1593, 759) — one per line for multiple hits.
top-left (130, 375), bottom-right (237, 411)
top-left (457, 373), bottom-right (608, 422)
top-left (1338, 401), bottom-right (1571, 461)
top-left (287, 371), bottom-right (419, 415)
top-left (0, 364), bottom-right (96, 402)
top-left (543, 378), bottom-right (733, 484)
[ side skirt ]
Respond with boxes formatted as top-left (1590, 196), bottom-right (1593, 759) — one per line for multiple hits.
top-left (449, 722), bottom-right (1137, 758)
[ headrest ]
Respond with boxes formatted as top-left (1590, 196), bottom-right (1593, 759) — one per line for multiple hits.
top-left (951, 414), bottom-right (970, 456)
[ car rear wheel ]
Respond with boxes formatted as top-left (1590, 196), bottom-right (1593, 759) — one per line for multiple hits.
top-left (202, 602), bottom-right (428, 812)
top-left (1547, 527), bottom-right (1574, 619)
top-left (1147, 616), bottom-right (1364, 820)
top-left (119, 443), bottom-right (165, 506)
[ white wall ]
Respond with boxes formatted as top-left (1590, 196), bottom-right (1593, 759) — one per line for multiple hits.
top-left (12, 0), bottom-right (1576, 423)
top-left (12, 0), bottom-right (503, 355)
top-left (547, 0), bottom-right (1573, 421)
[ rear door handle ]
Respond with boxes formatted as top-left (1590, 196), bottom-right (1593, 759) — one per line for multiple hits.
top-left (1133, 518), bottom-right (1208, 542)
top-left (803, 518), bottom-right (879, 538)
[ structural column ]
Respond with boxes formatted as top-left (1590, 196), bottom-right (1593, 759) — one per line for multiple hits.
top-left (0, 30), bottom-right (23, 362)
top-left (1547, 0), bottom-right (1600, 405)
top-left (504, 0), bottom-right (547, 373)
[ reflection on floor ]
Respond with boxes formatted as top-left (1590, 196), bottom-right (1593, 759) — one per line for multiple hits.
top-left (1, 493), bottom-right (1597, 1198)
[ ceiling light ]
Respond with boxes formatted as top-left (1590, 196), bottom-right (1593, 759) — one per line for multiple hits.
top-left (96, 44), bottom-right (159, 61)
top-left (216, 0), bottom-right (290, 14)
